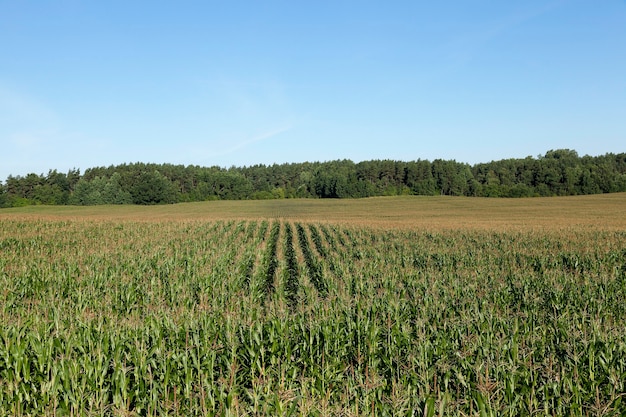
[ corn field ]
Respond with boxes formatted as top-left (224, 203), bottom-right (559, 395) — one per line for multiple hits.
top-left (1, 218), bottom-right (626, 416)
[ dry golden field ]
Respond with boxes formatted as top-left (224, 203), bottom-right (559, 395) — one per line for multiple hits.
top-left (2, 193), bottom-right (625, 231)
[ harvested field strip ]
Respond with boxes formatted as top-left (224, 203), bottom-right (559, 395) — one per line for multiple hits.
top-left (5, 193), bottom-right (625, 231)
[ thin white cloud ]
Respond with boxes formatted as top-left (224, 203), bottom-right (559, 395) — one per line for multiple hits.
top-left (2, 127), bottom-right (112, 179)
top-left (187, 126), bottom-right (293, 160)
top-left (444, 0), bottom-right (570, 68)
top-left (219, 126), bottom-right (292, 156)
top-left (9, 129), bottom-right (51, 149)
top-left (0, 84), bottom-right (58, 128)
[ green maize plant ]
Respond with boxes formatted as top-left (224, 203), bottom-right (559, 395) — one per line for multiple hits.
top-left (0, 218), bottom-right (625, 416)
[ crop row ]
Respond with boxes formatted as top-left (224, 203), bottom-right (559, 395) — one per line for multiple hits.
top-left (260, 221), bottom-right (280, 300)
top-left (283, 223), bottom-right (299, 309)
top-left (295, 223), bottom-right (326, 297)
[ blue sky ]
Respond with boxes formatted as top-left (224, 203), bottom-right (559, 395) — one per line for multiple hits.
top-left (1, 1), bottom-right (625, 181)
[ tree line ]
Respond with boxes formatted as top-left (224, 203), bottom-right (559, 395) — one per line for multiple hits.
top-left (1, 149), bottom-right (625, 207)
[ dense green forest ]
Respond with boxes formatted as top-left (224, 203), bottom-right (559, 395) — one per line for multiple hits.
top-left (1, 149), bottom-right (625, 207)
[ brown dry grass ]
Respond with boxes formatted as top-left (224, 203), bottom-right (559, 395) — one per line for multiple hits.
top-left (1, 193), bottom-right (625, 231)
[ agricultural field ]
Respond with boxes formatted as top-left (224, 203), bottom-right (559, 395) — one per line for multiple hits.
top-left (1, 194), bottom-right (626, 416)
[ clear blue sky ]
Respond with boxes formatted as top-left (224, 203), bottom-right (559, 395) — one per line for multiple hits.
top-left (1, 1), bottom-right (625, 181)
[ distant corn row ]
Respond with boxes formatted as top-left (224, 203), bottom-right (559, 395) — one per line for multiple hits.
top-left (260, 221), bottom-right (280, 300)
top-left (1, 219), bottom-right (626, 415)
top-left (296, 223), bottom-right (326, 297)
top-left (283, 223), bottom-right (299, 309)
